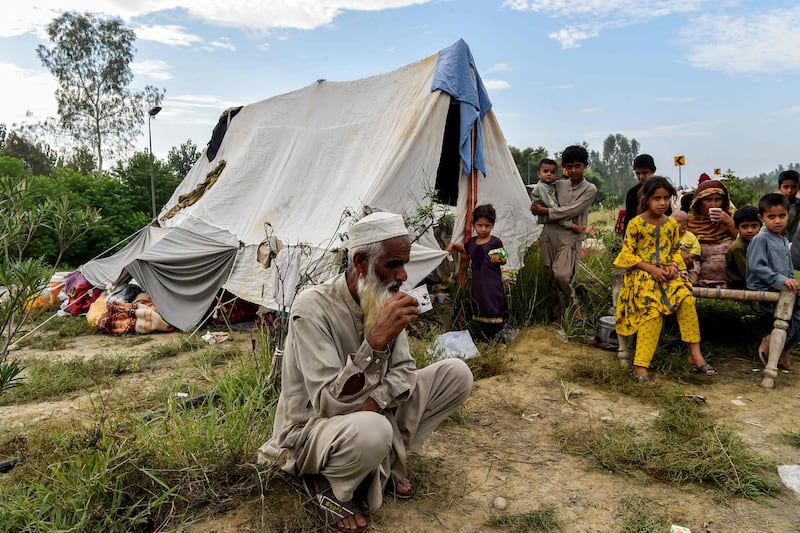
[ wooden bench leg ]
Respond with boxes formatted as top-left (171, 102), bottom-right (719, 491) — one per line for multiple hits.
top-left (761, 288), bottom-right (797, 389)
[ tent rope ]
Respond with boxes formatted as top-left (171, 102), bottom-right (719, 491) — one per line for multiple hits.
top-left (13, 290), bottom-right (95, 346)
top-left (84, 226), bottom-right (147, 264)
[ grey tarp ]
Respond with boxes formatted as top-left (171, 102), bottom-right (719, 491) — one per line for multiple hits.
top-left (80, 225), bottom-right (172, 288)
top-left (81, 226), bottom-right (238, 332)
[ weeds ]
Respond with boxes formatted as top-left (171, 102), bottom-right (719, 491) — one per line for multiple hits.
top-left (782, 430), bottom-right (800, 448)
top-left (0, 335), bottom-right (279, 531)
top-left (617, 496), bottom-right (670, 533)
top-left (488, 503), bottom-right (562, 532)
top-left (558, 381), bottom-right (780, 500)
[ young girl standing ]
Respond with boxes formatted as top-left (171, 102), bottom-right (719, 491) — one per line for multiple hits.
top-left (447, 204), bottom-right (507, 342)
top-left (615, 176), bottom-right (717, 382)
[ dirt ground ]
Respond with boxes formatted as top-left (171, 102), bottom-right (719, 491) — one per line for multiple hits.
top-left (3, 325), bottom-right (800, 532)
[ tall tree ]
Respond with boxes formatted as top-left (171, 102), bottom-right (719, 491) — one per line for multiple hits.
top-left (167, 139), bottom-right (201, 180)
top-left (37, 12), bottom-right (164, 174)
top-left (601, 133), bottom-right (640, 197)
top-left (0, 132), bottom-right (56, 176)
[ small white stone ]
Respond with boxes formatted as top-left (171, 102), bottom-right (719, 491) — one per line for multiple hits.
top-left (493, 496), bottom-right (507, 510)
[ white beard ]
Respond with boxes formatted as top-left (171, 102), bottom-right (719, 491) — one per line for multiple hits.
top-left (356, 265), bottom-right (395, 337)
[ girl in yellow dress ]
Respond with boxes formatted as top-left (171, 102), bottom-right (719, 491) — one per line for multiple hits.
top-left (614, 176), bottom-right (717, 383)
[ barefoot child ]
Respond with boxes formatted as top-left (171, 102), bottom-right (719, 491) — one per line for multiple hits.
top-left (746, 193), bottom-right (800, 371)
top-left (615, 176), bottom-right (717, 382)
top-left (529, 158), bottom-right (584, 234)
top-left (447, 204), bottom-right (507, 342)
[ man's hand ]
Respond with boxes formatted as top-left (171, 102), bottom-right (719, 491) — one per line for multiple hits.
top-left (531, 203), bottom-right (548, 216)
top-left (355, 397), bottom-right (380, 412)
top-left (366, 292), bottom-right (419, 351)
top-left (785, 278), bottom-right (800, 291)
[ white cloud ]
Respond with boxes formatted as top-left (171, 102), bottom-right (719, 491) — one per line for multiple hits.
top-left (505, 0), bottom-right (706, 47)
top-left (685, 7), bottom-right (800, 74)
top-left (258, 42), bottom-right (271, 52)
top-left (548, 26), bottom-right (598, 49)
top-left (0, 61), bottom-right (57, 126)
top-left (486, 63), bottom-right (510, 73)
top-left (551, 83), bottom-right (574, 89)
top-left (0, 1), bottom-right (436, 38)
top-left (131, 59), bottom-right (172, 80)
top-left (166, 94), bottom-right (244, 111)
top-left (783, 105), bottom-right (800, 113)
top-left (504, 0), bottom-right (704, 18)
top-left (135, 24), bottom-right (204, 47)
top-left (484, 79), bottom-right (511, 90)
top-left (580, 106), bottom-right (602, 113)
top-left (202, 37), bottom-right (236, 52)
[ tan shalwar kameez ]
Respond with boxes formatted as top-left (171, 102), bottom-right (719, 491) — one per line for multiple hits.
top-left (539, 178), bottom-right (597, 314)
top-left (257, 273), bottom-right (473, 512)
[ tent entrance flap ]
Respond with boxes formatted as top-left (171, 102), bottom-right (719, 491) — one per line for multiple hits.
top-left (122, 229), bottom-right (238, 332)
top-left (434, 98), bottom-right (461, 207)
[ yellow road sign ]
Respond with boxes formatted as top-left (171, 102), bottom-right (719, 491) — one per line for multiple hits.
top-left (713, 168), bottom-right (721, 176)
top-left (674, 155), bottom-right (685, 166)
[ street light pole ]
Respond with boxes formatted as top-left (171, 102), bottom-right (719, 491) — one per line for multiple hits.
top-left (148, 106), bottom-right (162, 220)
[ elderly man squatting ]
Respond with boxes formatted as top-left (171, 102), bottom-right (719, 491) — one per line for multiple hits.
top-left (258, 211), bottom-right (473, 532)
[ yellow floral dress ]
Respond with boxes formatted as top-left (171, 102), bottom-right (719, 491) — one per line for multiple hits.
top-left (614, 216), bottom-right (692, 336)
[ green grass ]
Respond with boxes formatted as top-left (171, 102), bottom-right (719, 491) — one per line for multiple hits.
top-left (0, 338), bottom-right (281, 532)
top-left (558, 364), bottom-right (781, 500)
top-left (0, 334), bottom-right (223, 406)
top-left (487, 503), bottom-right (562, 532)
top-left (783, 430), bottom-right (800, 448)
top-left (617, 497), bottom-right (670, 533)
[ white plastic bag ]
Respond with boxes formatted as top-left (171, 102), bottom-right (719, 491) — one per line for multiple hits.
top-left (427, 330), bottom-right (479, 361)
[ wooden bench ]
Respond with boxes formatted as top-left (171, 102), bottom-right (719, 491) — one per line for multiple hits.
top-left (615, 286), bottom-right (797, 389)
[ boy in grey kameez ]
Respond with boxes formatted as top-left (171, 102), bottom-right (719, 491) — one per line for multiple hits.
top-left (531, 146), bottom-right (597, 322)
top-left (747, 193), bottom-right (800, 371)
top-left (258, 212), bottom-right (472, 532)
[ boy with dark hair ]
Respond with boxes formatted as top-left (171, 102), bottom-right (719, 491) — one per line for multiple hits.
top-left (529, 158), bottom-right (584, 233)
top-left (531, 145), bottom-right (597, 322)
top-left (747, 193), bottom-right (798, 370)
top-left (623, 154), bottom-right (657, 232)
top-left (725, 206), bottom-right (761, 289)
top-left (778, 169), bottom-right (800, 238)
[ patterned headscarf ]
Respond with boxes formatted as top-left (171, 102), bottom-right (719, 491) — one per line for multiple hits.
top-left (687, 180), bottom-right (733, 244)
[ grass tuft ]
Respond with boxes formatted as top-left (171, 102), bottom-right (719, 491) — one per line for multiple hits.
top-left (783, 430), bottom-right (800, 448)
top-left (617, 496), bottom-right (670, 533)
top-left (488, 503), bottom-right (562, 532)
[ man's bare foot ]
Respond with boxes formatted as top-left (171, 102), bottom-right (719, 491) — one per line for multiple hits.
top-left (394, 477), bottom-right (412, 497)
top-left (336, 513), bottom-right (368, 531)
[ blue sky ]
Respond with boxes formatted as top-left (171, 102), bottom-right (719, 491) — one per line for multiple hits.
top-left (1, 0), bottom-right (798, 184)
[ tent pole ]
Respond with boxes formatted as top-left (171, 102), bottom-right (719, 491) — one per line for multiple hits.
top-left (458, 124), bottom-right (479, 285)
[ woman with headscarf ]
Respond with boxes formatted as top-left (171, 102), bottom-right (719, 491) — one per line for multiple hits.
top-left (687, 179), bottom-right (738, 287)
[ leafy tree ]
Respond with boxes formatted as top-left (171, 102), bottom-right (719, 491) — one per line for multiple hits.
top-left (167, 139), bottom-right (201, 180)
top-left (43, 195), bottom-right (101, 267)
top-left (602, 133), bottom-right (640, 197)
top-left (0, 123), bottom-right (6, 149)
top-left (63, 146), bottom-right (97, 175)
top-left (113, 151), bottom-right (181, 216)
top-left (36, 11), bottom-right (164, 174)
top-left (509, 145), bottom-right (549, 185)
top-left (0, 131), bottom-right (56, 176)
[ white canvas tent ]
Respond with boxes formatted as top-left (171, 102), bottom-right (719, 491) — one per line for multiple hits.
top-left (81, 39), bottom-right (537, 331)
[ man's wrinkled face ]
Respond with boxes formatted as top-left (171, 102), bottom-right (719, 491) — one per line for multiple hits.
top-left (356, 236), bottom-right (410, 334)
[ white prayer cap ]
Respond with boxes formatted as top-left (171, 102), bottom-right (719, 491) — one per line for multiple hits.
top-left (348, 212), bottom-right (409, 249)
